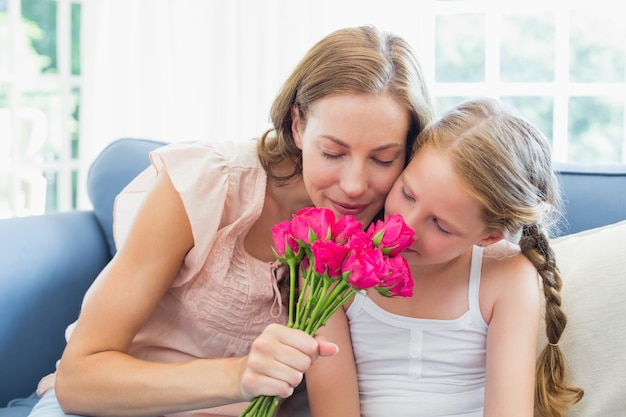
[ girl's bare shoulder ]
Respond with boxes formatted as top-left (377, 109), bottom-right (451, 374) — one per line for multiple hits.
top-left (480, 241), bottom-right (540, 320)
top-left (483, 240), bottom-right (537, 278)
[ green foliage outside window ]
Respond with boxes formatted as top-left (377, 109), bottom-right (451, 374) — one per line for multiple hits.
top-left (433, 8), bottom-right (625, 164)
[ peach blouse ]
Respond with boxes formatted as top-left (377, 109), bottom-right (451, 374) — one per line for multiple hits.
top-left (39, 140), bottom-right (288, 417)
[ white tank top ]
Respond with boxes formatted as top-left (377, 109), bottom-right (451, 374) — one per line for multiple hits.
top-left (346, 246), bottom-right (487, 417)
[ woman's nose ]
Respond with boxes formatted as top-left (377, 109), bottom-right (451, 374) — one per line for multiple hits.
top-left (339, 162), bottom-right (368, 197)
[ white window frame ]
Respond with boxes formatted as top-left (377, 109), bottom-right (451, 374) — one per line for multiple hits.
top-left (1, 0), bottom-right (81, 218)
top-left (420, 1), bottom-right (626, 163)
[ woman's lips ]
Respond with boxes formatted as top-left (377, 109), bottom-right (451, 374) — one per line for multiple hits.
top-left (330, 200), bottom-right (368, 217)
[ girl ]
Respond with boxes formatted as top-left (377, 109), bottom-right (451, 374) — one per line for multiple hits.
top-left (27, 26), bottom-right (434, 417)
top-left (306, 97), bottom-right (583, 417)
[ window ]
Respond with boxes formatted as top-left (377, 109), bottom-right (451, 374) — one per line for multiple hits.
top-left (427, 2), bottom-right (626, 164)
top-left (1, 1), bottom-right (624, 219)
top-left (0, 0), bottom-right (81, 218)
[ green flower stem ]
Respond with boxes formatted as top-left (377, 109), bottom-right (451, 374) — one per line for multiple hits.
top-left (286, 258), bottom-right (297, 328)
top-left (266, 396), bottom-right (279, 416)
top-left (240, 395), bottom-right (261, 416)
top-left (296, 267), bottom-right (324, 329)
top-left (304, 279), bottom-right (348, 331)
top-left (312, 290), bottom-right (356, 334)
top-left (295, 259), bottom-right (315, 326)
top-left (304, 277), bottom-right (331, 334)
top-left (318, 279), bottom-right (349, 313)
top-left (304, 264), bottom-right (322, 316)
top-left (240, 394), bottom-right (279, 417)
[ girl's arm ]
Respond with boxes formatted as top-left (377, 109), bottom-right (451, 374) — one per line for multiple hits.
top-left (55, 172), bottom-right (325, 417)
top-left (483, 254), bottom-right (541, 417)
top-left (306, 304), bottom-right (361, 417)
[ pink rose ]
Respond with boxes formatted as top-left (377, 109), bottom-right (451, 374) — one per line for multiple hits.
top-left (271, 220), bottom-right (298, 258)
top-left (332, 215), bottom-right (364, 244)
top-left (343, 246), bottom-right (389, 290)
top-left (382, 255), bottom-right (414, 297)
top-left (291, 207), bottom-right (336, 244)
top-left (345, 229), bottom-right (373, 252)
top-left (367, 214), bottom-right (415, 256)
top-left (311, 240), bottom-right (350, 278)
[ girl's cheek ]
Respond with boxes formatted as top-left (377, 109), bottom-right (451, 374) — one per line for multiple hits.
top-left (392, 193), bottom-right (412, 220)
top-left (383, 196), bottom-right (401, 217)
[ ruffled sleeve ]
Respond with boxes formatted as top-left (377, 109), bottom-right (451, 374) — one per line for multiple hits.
top-left (113, 140), bottom-right (262, 287)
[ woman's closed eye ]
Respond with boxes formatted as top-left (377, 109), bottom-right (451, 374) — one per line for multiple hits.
top-left (321, 151), bottom-right (343, 160)
top-left (372, 157), bottom-right (395, 167)
top-left (321, 152), bottom-right (397, 167)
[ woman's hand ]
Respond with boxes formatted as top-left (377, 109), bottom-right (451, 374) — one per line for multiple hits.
top-left (238, 324), bottom-right (338, 400)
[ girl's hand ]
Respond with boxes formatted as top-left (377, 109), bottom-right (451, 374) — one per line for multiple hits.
top-left (238, 324), bottom-right (338, 400)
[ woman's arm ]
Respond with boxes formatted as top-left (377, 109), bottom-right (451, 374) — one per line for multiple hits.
top-left (55, 172), bottom-right (328, 417)
top-left (483, 254), bottom-right (541, 417)
top-left (306, 305), bottom-right (361, 417)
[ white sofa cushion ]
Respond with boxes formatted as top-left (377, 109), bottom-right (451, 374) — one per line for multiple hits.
top-left (540, 220), bottom-right (626, 416)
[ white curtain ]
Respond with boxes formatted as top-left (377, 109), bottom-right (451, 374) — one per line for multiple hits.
top-left (78, 0), bottom-right (427, 187)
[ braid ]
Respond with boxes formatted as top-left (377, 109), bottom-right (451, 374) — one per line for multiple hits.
top-left (519, 225), bottom-right (584, 417)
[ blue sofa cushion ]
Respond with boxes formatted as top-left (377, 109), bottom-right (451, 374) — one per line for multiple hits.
top-left (554, 162), bottom-right (626, 236)
top-left (0, 211), bottom-right (110, 406)
top-left (87, 138), bottom-right (166, 257)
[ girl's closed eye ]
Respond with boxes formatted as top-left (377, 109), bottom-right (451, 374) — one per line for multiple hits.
top-left (433, 218), bottom-right (453, 234)
top-left (402, 186), bottom-right (415, 201)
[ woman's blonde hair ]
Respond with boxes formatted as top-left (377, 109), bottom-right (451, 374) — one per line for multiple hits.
top-left (257, 25), bottom-right (434, 184)
top-left (415, 97), bottom-right (583, 417)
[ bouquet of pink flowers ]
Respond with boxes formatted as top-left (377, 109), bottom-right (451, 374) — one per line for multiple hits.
top-left (240, 207), bottom-right (415, 417)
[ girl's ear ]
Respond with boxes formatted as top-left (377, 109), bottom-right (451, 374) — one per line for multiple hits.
top-left (291, 105), bottom-right (303, 150)
top-left (476, 231), bottom-right (504, 248)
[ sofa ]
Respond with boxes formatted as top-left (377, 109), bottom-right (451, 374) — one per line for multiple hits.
top-left (1, 137), bottom-right (625, 417)
top-left (0, 138), bottom-right (164, 416)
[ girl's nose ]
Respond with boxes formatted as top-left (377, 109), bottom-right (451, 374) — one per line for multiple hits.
top-left (396, 207), bottom-right (420, 237)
